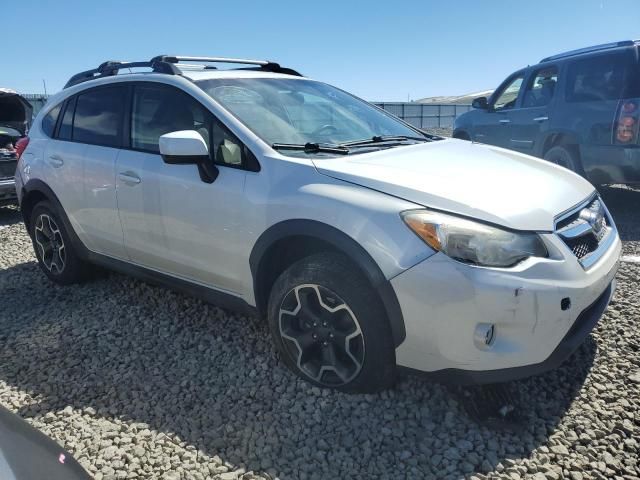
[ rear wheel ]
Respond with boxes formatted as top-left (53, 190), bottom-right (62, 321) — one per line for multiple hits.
top-left (30, 201), bottom-right (91, 284)
top-left (543, 145), bottom-right (582, 174)
top-left (267, 252), bottom-right (396, 393)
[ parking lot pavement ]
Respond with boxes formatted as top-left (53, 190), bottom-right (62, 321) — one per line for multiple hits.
top-left (0, 187), bottom-right (638, 480)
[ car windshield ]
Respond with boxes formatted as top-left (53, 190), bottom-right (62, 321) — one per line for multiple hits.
top-left (195, 78), bottom-right (425, 153)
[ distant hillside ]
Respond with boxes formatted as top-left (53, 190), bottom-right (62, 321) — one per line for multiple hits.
top-left (415, 89), bottom-right (494, 105)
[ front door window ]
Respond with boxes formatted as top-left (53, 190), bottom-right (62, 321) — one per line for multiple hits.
top-left (493, 76), bottom-right (524, 111)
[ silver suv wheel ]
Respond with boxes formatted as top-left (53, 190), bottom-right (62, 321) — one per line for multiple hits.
top-left (34, 213), bottom-right (66, 274)
top-left (279, 284), bottom-right (365, 387)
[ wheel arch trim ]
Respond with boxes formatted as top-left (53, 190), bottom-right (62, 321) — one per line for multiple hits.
top-left (249, 219), bottom-right (406, 347)
top-left (20, 179), bottom-right (90, 258)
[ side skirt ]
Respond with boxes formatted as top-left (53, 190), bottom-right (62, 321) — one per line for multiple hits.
top-left (85, 251), bottom-right (258, 317)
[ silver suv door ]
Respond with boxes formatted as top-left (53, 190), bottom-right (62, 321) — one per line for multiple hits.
top-left (45, 87), bottom-right (127, 259)
top-left (115, 83), bottom-right (249, 294)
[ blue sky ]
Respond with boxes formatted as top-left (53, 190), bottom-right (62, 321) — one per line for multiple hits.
top-left (3, 0), bottom-right (638, 100)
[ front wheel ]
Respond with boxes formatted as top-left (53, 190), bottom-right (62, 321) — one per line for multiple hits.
top-left (267, 252), bottom-right (396, 393)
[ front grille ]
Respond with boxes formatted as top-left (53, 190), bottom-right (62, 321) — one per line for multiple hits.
top-left (565, 234), bottom-right (599, 259)
top-left (555, 196), bottom-right (613, 265)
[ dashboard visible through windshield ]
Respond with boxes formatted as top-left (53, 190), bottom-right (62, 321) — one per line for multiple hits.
top-left (195, 78), bottom-right (428, 155)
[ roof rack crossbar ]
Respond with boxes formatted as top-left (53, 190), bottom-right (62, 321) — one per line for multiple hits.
top-left (64, 59), bottom-right (180, 89)
top-left (151, 55), bottom-right (303, 76)
top-left (540, 40), bottom-right (636, 63)
top-left (64, 54), bottom-right (302, 89)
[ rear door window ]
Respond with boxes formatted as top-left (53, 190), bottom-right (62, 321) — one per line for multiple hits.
top-left (72, 87), bottom-right (126, 147)
top-left (566, 52), bottom-right (639, 102)
top-left (522, 67), bottom-right (558, 107)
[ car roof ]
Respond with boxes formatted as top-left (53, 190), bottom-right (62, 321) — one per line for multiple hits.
top-left (539, 40), bottom-right (639, 64)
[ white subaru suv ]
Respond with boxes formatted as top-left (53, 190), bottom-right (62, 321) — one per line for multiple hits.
top-left (16, 56), bottom-right (621, 392)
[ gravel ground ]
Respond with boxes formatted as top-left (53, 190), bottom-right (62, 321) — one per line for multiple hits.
top-left (0, 186), bottom-right (639, 480)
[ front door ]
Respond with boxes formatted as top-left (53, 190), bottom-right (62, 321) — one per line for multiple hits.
top-left (473, 73), bottom-right (525, 147)
top-left (115, 83), bottom-right (249, 294)
top-left (508, 66), bottom-right (559, 155)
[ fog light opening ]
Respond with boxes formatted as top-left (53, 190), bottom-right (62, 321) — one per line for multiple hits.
top-left (474, 323), bottom-right (496, 349)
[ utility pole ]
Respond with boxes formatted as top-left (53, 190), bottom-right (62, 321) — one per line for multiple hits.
top-left (42, 79), bottom-right (48, 96)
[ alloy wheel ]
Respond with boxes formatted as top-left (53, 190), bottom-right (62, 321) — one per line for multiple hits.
top-left (279, 284), bottom-right (365, 387)
top-left (34, 214), bottom-right (66, 274)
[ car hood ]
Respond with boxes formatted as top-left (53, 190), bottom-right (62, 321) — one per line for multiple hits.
top-left (312, 139), bottom-right (595, 231)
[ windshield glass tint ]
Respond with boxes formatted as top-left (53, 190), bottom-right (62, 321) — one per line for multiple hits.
top-left (195, 78), bottom-right (420, 146)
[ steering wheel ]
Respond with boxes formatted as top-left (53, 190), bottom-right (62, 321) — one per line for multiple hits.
top-left (311, 124), bottom-right (339, 137)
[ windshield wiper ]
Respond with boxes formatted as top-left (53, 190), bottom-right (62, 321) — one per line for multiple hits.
top-left (271, 142), bottom-right (350, 155)
top-left (339, 135), bottom-right (428, 147)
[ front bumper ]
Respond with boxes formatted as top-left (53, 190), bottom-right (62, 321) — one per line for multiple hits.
top-left (391, 230), bottom-right (621, 384)
top-left (0, 177), bottom-right (17, 206)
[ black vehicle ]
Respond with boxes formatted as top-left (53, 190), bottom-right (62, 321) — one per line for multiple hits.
top-left (0, 88), bottom-right (32, 205)
top-left (0, 405), bottom-right (91, 479)
top-left (453, 40), bottom-right (640, 185)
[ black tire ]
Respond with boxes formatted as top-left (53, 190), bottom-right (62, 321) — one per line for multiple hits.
top-left (543, 145), bottom-right (582, 174)
top-left (453, 130), bottom-right (471, 141)
top-left (29, 201), bottom-right (91, 285)
top-left (267, 252), bottom-right (396, 393)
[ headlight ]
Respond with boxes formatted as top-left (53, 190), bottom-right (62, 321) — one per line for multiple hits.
top-left (402, 210), bottom-right (547, 267)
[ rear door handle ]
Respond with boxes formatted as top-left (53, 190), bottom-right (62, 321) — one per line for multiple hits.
top-left (499, 119), bottom-right (511, 124)
top-left (533, 116), bottom-right (549, 122)
top-left (118, 171), bottom-right (141, 185)
top-left (48, 155), bottom-right (64, 168)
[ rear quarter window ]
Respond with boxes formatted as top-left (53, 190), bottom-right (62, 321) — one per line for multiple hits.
top-left (41, 103), bottom-right (62, 137)
top-left (565, 52), bottom-right (640, 103)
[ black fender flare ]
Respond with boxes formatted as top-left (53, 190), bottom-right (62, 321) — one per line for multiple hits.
top-left (249, 219), bottom-right (406, 348)
top-left (20, 179), bottom-right (90, 259)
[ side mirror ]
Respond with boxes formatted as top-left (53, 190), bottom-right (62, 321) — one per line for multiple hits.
top-left (472, 97), bottom-right (489, 110)
top-left (159, 130), bottom-right (218, 183)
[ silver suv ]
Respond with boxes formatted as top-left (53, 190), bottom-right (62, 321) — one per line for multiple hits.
top-left (16, 56), bottom-right (621, 392)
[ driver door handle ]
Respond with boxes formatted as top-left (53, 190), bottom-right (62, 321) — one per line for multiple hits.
top-left (118, 171), bottom-right (141, 185)
top-left (533, 116), bottom-right (549, 122)
top-left (499, 119), bottom-right (511, 124)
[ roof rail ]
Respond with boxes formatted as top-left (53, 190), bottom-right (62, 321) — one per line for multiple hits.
top-left (63, 59), bottom-right (180, 89)
top-left (151, 55), bottom-right (303, 77)
top-left (63, 55), bottom-right (303, 89)
top-left (540, 40), bottom-right (636, 63)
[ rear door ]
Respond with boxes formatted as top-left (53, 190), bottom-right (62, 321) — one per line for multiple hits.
top-left (508, 65), bottom-right (559, 154)
top-left (472, 73), bottom-right (524, 147)
top-left (71, 85), bottom-right (128, 258)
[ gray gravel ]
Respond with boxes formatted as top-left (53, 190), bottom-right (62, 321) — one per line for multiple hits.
top-left (0, 186), bottom-right (639, 480)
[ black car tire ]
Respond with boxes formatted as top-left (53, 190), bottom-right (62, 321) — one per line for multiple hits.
top-left (267, 252), bottom-right (396, 393)
top-left (543, 145), bottom-right (582, 174)
top-left (29, 201), bottom-right (91, 284)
